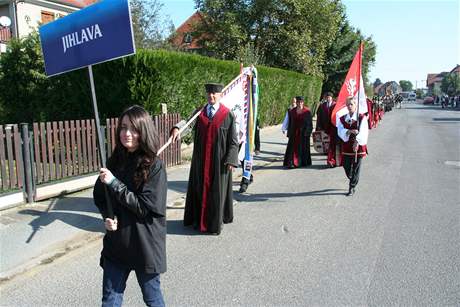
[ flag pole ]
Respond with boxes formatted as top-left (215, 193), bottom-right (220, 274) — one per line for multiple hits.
top-left (355, 42), bottom-right (363, 163)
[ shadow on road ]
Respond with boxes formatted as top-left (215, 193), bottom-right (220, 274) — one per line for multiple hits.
top-left (18, 197), bottom-right (104, 243)
top-left (261, 141), bottom-right (287, 146)
top-left (404, 105), bottom-right (459, 112)
top-left (432, 117), bottom-right (460, 122)
top-left (167, 180), bottom-right (189, 194)
top-left (234, 188), bottom-right (346, 203)
top-left (167, 219), bottom-right (225, 236)
top-left (257, 150), bottom-right (284, 157)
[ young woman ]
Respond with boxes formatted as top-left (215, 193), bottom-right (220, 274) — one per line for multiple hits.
top-left (93, 105), bottom-right (167, 307)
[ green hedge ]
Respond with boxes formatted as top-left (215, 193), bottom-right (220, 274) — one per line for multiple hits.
top-left (96, 50), bottom-right (323, 126)
top-left (1, 44), bottom-right (322, 125)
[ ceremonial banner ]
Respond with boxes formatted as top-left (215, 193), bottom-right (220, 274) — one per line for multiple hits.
top-left (220, 66), bottom-right (258, 179)
top-left (331, 43), bottom-right (368, 126)
top-left (312, 131), bottom-right (330, 154)
top-left (242, 67), bottom-right (258, 179)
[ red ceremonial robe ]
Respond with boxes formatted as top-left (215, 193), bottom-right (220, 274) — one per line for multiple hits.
top-left (316, 100), bottom-right (339, 166)
top-left (366, 98), bottom-right (374, 130)
top-left (283, 107), bottom-right (313, 168)
top-left (184, 104), bottom-right (239, 234)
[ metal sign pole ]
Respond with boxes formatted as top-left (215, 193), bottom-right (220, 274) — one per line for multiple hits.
top-left (88, 65), bottom-right (114, 219)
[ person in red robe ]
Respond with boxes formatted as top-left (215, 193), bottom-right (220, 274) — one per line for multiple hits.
top-left (337, 97), bottom-right (369, 196)
top-left (366, 97), bottom-right (374, 129)
top-left (171, 83), bottom-right (239, 235)
top-left (315, 92), bottom-right (339, 167)
top-left (283, 96), bottom-right (313, 168)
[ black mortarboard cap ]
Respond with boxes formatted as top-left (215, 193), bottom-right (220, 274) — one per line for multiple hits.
top-left (324, 92), bottom-right (333, 97)
top-left (205, 83), bottom-right (224, 93)
top-left (296, 96), bottom-right (304, 101)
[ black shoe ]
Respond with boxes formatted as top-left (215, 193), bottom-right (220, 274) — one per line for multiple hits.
top-left (346, 187), bottom-right (355, 196)
top-left (239, 183), bottom-right (248, 193)
top-left (249, 175), bottom-right (254, 183)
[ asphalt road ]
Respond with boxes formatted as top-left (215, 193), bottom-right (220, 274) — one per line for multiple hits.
top-left (1, 102), bottom-right (459, 306)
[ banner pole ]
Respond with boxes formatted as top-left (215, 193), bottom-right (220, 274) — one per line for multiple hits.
top-left (158, 72), bottom-right (246, 155)
top-left (88, 65), bottom-right (114, 219)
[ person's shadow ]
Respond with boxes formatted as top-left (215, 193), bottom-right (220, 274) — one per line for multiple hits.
top-left (234, 188), bottom-right (345, 203)
top-left (18, 196), bottom-right (105, 243)
top-left (167, 219), bottom-right (218, 236)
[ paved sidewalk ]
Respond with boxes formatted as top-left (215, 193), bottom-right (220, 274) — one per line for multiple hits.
top-left (0, 125), bottom-right (295, 282)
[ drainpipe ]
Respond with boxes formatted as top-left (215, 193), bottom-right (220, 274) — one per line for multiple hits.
top-left (11, 0), bottom-right (19, 38)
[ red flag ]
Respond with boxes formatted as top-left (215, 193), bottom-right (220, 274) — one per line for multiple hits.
top-left (331, 43), bottom-right (368, 126)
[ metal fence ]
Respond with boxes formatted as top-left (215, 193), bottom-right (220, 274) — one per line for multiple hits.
top-left (0, 113), bottom-right (181, 199)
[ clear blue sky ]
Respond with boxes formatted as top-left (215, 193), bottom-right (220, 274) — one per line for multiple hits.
top-left (162, 0), bottom-right (459, 89)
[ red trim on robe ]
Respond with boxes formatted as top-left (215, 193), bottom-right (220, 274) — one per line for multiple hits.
top-left (197, 104), bottom-right (230, 232)
top-left (340, 114), bottom-right (367, 157)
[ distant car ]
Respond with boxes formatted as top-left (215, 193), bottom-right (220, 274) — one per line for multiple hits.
top-left (423, 96), bottom-right (434, 105)
top-left (408, 93), bottom-right (416, 101)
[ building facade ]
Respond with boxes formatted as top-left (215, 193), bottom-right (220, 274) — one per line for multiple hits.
top-left (0, 0), bottom-right (97, 53)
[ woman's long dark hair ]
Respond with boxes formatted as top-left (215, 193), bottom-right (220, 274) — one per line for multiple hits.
top-left (108, 105), bottom-right (160, 188)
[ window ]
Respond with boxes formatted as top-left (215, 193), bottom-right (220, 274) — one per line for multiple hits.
top-left (41, 11), bottom-right (55, 24)
top-left (183, 33), bottom-right (192, 44)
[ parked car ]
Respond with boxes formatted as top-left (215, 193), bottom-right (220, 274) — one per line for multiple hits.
top-left (408, 92), bottom-right (416, 101)
top-left (423, 96), bottom-right (434, 105)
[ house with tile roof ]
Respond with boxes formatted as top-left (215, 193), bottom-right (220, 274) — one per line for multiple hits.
top-left (425, 64), bottom-right (459, 95)
top-left (0, 0), bottom-right (97, 52)
top-left (426, 72), bottom-right (448, 95)
top-left (170, 11), bottom-right (205, 53)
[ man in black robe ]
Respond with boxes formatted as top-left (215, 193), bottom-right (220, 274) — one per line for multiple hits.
top-left (171, 83), bottom-right (239, 235)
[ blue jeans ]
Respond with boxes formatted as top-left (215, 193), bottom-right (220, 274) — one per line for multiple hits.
top-left (102, 258), bottom-right (165, 307)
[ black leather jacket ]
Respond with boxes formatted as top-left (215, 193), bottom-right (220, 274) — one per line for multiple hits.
top-left (93, 154), bottom-right (167, 274)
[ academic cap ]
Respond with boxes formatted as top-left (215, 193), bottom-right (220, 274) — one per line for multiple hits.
top-left (205, 83), bottom-right (224, 93)
top-left (296, 96), bottom-right (304, 101)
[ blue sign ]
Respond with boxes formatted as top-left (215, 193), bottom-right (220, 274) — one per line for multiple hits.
top-left (39, 0), bottom-right (135, 76)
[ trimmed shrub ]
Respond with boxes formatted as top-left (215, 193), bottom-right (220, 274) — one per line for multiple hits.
top-left (0, 37), bottom-right (322, 126)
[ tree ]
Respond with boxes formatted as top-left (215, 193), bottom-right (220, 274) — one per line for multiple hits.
top-left (130, 0), bottom-right (174, 49)
top-left (441, 73), bottom-right (460, 96)
top-left (373, 78), bottom-right (382, 88)
top-left (415, 88), bottom-right (424, 99)
top-left (0, 32), bottom-right (99, 124)
top-left (0, 33), bottom-right (50, 123)
top-left (399, 80), bottom-right (413, 92)
top-left (321, 15), bottom-right (376, 95)
top-left (194, 0), bottom-right (343, 76)
top-left (365, 81), bottom-right (374, 98)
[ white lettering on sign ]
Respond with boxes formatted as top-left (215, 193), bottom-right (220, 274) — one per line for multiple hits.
top-left (62, 24), bottom-right (103, 53)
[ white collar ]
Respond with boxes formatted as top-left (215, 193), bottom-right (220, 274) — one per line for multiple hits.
top-left (208, 102), bottom-right (220, 111)
top-left (346, 112), bottom-right (358, 121)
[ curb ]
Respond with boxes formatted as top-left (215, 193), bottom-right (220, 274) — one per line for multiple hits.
top-left (0, 232), bottom-right (103, 284)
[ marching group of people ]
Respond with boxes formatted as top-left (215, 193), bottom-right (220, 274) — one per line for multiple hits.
top-left (92, 82), bottom-right (388, 306)
top-left (281, 92), bottom-right (386, 197)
